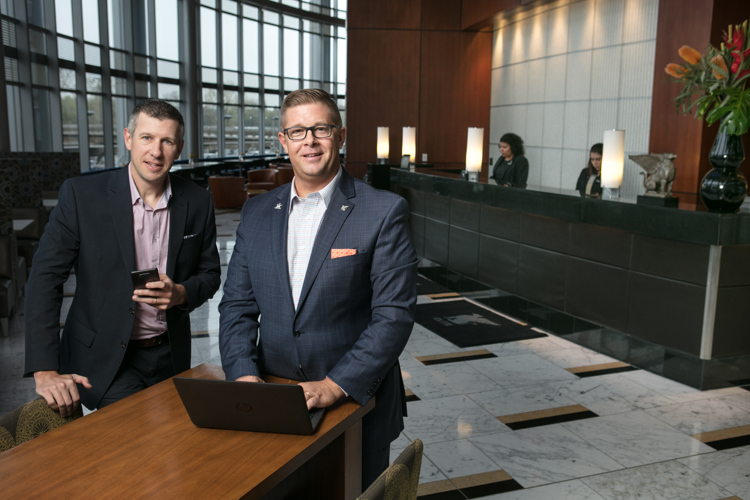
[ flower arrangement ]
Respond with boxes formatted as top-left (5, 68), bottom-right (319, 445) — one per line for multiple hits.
top-left (665, 20), bottom-right (750, 136)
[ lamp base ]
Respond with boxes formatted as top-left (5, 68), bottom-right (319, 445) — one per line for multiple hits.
top-left (468, 171), bottom-right (479, 182)
top-left (602, 187), bottom-right (620, 200)
top-left (377, 158), bottom-right (387, 164)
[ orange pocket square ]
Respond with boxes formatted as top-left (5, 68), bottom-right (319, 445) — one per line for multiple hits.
top-left (331, 249), bottom-right (357, 259)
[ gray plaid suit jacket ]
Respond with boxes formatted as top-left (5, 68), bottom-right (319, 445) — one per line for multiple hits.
top-left (219, 167), bottom-right (418, 451)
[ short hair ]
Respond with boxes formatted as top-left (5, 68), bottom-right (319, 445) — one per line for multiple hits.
top-left (127, 99), bottom-right (185, 142)
top-left (500, 133), bottom-right (525, 156)
top-left (280, 89), bottom-right (342, 129)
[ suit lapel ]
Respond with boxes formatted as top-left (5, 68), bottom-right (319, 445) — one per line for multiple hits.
top-left (167, 175), bottom-right (187, 278)
top-left (272, 185), bottom-right (295, 308)
top-left (295, 170), bottom-right (356, 313)
top-left (108, 167), bottom-right (136, 272)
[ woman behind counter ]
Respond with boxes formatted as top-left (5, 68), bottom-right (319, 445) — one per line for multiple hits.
top-left (492, 133), bottom-right (528, 188)
top-left (576, 143), bottom-right (603, 198)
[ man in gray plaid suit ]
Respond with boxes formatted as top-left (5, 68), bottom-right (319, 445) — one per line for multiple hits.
top-left (219, 89), bottom-right (418, 490)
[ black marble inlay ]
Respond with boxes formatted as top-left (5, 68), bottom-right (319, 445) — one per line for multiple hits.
top-left (405, 393), bottom-right (421, 402)
top-left (461, 479), bottom-right (524, 498)
top-left (705, 435), bottom-right (750, 451)
top-left (191, 333), bottom-right (210, 339)
top-left (420, 352), bottom-right (497, 366)
top-left (417, 490), bottom-right (465, 500)
top-left (576, 365), bottom-right (639, 378)
top-left (505, 410), bottom-right (599, 430)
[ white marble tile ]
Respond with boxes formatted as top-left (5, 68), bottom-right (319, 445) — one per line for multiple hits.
top-left (527, 59), bottom-right (546, 103)
top-left (482, 479), bottom-right (605, 499)
top-left (545, 5), bottom-right (568, 57)
top-left (402, 362), bottom-right (500, 400)
top-left (403, 395), bottom-right (511, 444)
top-left (480, 339), bottom-right (533, 358)
top-left (535, 345), bottom-right (617, 369)
top-left (404, 338), bottom-right (461, 358)
top-left (544, 54), bottom-right (567, 102)
top-left (645, 398), bottom-right (750, 434)
top-left (408, 322), bottom-right (441, 342)
top-left (393, 432), bottom-right (448, 484)
top-left (540, 148), bottom-right (563, 189)
top-left (471, 425), bottom-right (623, 488)
top-left (423, 439), bottom-right (500, 479)
top-left (718, 391), bottom-right (750, 413)
top-left (468, 384), bottom-right (578, 417)
top-left (581, 460), bottom-right (733, 500)
top-left (678, 445), bottom-right (750, 499)
top-left (563, 410), bottom-right (714, 468)
top-left (471, 353), bottom-right (578, 389)
top-left (514, 334), bottom-right (571, 354)
top-left (550, 373), bottom-right (664, 416)
top-left (398, 350), bottom-right (421, 369)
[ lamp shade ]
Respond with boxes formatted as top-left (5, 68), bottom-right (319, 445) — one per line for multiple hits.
top-left (465, 127), bottom-right (484, 172)
top-left (402, 127), bottom-right (416, 161)
top-left (377, 127), bottom-right (389, 160)
top-left (601, 129), bottom-right (625, 188)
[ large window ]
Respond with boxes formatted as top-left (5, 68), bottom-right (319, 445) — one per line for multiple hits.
top-left (1, 0), bottom-right (346, 170)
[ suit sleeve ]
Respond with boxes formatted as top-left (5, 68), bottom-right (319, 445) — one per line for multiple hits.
top-left (326, 196), bottom-right (418, 405)
top-left (180, 194), bottom-right (221, 312)
top-left (511, 156), bottom-right (529, 188)
top-left (218, 201), bottom-right (262, 380)
top-left (24, 180), bottom-right (81, 375)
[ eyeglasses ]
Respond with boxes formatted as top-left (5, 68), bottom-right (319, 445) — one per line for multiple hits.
top-left (283, 125), bottom-right (340, 141)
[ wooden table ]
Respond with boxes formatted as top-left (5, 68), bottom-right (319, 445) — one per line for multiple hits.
top-left (0, 364), bottom-right (374, 499)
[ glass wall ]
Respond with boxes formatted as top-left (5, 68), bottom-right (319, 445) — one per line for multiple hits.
top-left (1, 0), bottom-right (347, 170)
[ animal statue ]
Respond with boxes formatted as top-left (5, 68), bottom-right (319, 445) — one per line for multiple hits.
top-left (629, 153), bottom-right (677, 197)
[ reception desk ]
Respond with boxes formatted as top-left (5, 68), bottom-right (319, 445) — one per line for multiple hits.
top-left (391, 169), bottom-right (750, 390)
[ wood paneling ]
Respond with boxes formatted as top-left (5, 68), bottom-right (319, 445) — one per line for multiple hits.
top-left (650, 0), bottom-right (750, 198)
top-left (460, 0), bottom-right (519, 31)
top-left (421, 0), bottom-right (463, 31)
top-left (345, 29), bottom-right (421, 170)
top-left (347, 0), bottom-right (421, 30)
top-left (419, 31), bottom-right (492, 171)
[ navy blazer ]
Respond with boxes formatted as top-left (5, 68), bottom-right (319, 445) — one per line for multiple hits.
top-left (24, 167), bottom-right (221, 409)
top-left (219, 168), bottom-right (418, 450)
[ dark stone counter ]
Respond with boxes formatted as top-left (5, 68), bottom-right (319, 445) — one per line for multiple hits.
top-left (392, 169), bottom-right (750, 390)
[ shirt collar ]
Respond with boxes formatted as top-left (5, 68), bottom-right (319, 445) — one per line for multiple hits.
top-left (128, 163), bottom-right (172, 207)
top-left (288, 166), bottom-right (342, 213)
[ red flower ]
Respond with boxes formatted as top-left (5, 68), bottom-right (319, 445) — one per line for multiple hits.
top-left (724, 29), bottom-right (750, 76)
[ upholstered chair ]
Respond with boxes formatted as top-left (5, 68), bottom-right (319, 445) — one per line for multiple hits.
top-left (0, 398), bottom-right (83, 453)
top-left (358, 438), bottom-right (423, 500)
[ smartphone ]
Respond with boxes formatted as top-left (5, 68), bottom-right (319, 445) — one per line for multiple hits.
top-left (131, 268), bottom-right (160, 290)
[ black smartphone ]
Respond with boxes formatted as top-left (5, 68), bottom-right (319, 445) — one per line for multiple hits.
top-left (131, 268), bottom-right (160, 290)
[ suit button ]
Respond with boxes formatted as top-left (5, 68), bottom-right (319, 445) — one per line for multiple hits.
top-left (293, 330), bottom-right (301, 337)
top-left (120, 342), bottom-right (127, 348)
top-left (129, 308), bottom-right (135, 314)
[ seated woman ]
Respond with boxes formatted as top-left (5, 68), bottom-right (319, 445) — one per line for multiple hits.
top-left (576, 143), bottom-right (603, 198)
top-left (492, 133), bottom-right (528, 188)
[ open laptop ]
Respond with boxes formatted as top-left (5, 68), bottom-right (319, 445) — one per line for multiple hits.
top-left (173, 377), bottom-right (325, 435)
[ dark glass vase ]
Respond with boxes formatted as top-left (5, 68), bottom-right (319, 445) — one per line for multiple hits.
top-left (700, 126), bottom-right (747, 213)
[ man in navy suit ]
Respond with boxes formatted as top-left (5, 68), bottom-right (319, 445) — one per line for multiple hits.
top-left (25, 99), bottom-right (221, 416)
top-left (219, 89), bottom-right (417, 489)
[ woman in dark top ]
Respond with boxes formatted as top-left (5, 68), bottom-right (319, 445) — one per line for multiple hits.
top-left (576, 143), bottom-right (603, 198)
top-left (492, 133), bottom-right (528, 188)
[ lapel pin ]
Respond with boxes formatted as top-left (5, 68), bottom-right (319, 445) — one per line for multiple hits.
top-left (275, 203), bottom-right (283, 210)
top-left (341, 205), bottom-right (349, 212)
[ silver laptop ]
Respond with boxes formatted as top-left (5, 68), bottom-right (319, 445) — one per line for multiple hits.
top-left (173, 377), bottom-right (325, 435)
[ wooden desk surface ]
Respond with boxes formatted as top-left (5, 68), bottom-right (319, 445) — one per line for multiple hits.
top-left (0, 364), bottom-right (373, 499)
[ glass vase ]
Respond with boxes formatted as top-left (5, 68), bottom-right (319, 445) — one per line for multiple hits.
top-left (699, 124), bottom-right (747, 213)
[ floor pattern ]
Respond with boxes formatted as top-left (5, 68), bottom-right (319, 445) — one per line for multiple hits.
top-left (2, 211), bottom-right (750, 499)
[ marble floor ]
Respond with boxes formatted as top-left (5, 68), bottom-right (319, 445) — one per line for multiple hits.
top-left (2, 211), bottom-right (750, 499)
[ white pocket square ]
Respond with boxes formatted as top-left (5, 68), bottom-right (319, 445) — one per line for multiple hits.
top-left (183, 233), bottom-right (199, 240)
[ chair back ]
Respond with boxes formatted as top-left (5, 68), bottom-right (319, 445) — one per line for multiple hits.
top-left (0, 398), bottom-right (83, 453)
top-left (276, 167), bottom-right (294, 187)
top-left (208, 176), bottom-right (247, 209)
top-left (358, 438), bottom-right (423, 500)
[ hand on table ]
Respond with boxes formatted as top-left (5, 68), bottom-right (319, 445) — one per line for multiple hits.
top-left (236, 375), bottom-right (265, 383)
top-left (298, 377), bottom-right (345, 410)
top-left (34, 370), bottom-right (92, 417)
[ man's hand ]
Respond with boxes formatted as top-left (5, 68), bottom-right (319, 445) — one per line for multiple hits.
top-left (236, 375), bottom-right (265, 383)
top-left (34, 370), bottom-right (92, 417)
top-left (299, 377), bottom-right (345, 410)
top-left (132, 273), bottom-right (187, 310)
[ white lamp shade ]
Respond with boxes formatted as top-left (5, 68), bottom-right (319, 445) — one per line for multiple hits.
top-left (601, 129), bottom-right (625, 188)
top-left (465, 127), bottom-right (484, 172)
top-left (377, 127), bottom-right (389, 160)
top-left (402, 127), bottom-right (416, 160)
